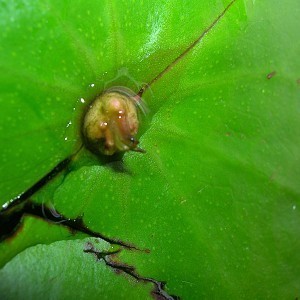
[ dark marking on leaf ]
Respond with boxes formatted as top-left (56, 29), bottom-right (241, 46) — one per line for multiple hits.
top-left (1, 156), bottom-right (73, 213)
top-left (0, 208), bottom-right (24, 242)
top-left (1, 144), bottom-right (85, 215)
top-left (267, 71), bottom-right (276, 79)
top-left (0, 201), bottom-right (139, 250)
top-left (296, 79), bottom-right (300, 85)
top-left (84, 242), bottom-right (180, 300)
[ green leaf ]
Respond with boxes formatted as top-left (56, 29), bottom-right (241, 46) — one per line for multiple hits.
top-left (1, 0), bottom-right (300, 299)
top-left (0, 238), bottom-right (153, 299)
top-left (0, 216), bottom-right (86, 268)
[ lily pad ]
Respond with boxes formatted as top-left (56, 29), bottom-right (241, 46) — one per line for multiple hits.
top-left (0, 238), bottom-right (153, 299)
top-left (0, 0), bottom-right (299, 299)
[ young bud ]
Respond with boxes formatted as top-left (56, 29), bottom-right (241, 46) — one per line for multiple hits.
top-left (82, 87), bottom-right (146, 155)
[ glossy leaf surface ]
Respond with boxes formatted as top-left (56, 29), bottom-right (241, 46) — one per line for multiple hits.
top-left (0, 0), bottom-right (299, 299)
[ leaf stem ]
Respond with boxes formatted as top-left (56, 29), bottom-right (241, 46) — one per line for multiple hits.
top-left (138, 0), bottom-right (237, 97)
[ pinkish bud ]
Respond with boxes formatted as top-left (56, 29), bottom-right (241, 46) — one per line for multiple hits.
top-left (82, 87), bottom-right (147, 155)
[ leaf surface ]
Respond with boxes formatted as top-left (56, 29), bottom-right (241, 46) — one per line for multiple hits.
top-left (0, 0), bottom-right (299, 299)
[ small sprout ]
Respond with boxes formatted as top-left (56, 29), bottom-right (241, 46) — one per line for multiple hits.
top-left (82, 87), bottom-right (147, 155)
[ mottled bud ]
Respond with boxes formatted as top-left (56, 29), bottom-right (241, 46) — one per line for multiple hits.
top-left (82, 87), bottom-right (146, 155)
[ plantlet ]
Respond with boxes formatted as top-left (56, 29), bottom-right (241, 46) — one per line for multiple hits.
top-left (82, 87), bottom-right (147, 155)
